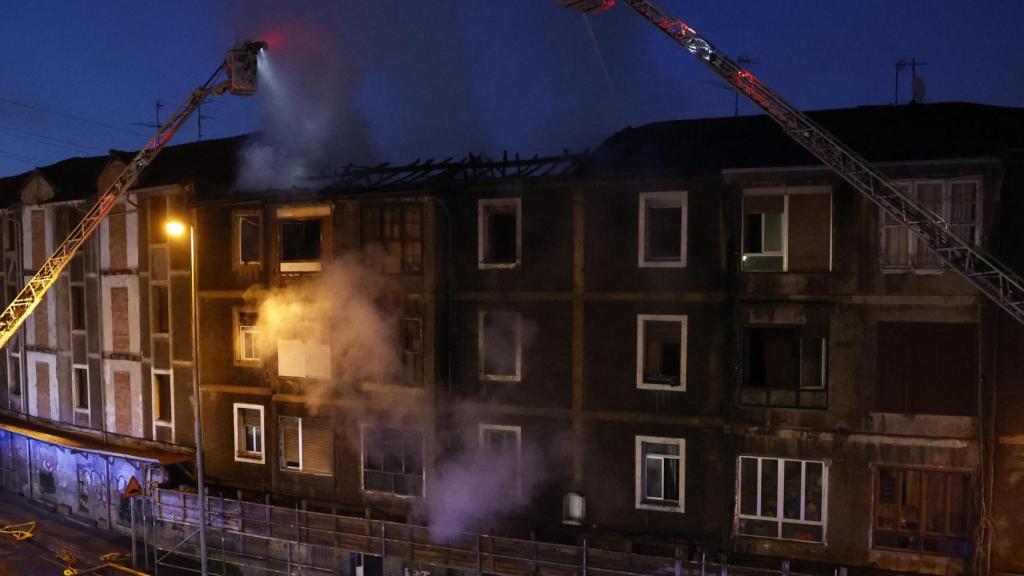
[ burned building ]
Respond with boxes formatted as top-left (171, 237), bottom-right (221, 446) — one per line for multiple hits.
top-left (0, 102), bottom-right (1023, 575)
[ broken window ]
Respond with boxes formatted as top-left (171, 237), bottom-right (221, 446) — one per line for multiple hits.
top-left (479, 198), bottom-right (521, 268)
top-left (876, 322), bottom-right (976, 416)
top-left (479, 310), bottom-right (521, 381)
top-left (738, 456), bottom-right (826, 543)
top-left (874, 467), bottom-right (971, 556)
top-left (639, 192), bottom-right (687, 267)
top-left (234, 211), bottom-right (262, 267)
top-left (402, 317), bottom-right (424, 385)
top-left (636, 436), bottom-right (684, 512)
top-left (235, 310), bottom-right (259, 364)
top-left (362, 427), bottom-right (424, 498)
top-left (70, 284), bottom-right (86, 331)
top-left (480, 425), bottom-right (521, 495)
top-left (637, 315), bottom-right (687, 390)
top-left (881, 178), bottom-right (980, 271)
top-left (152, 372), bottom-right (172, 424)
top-left (73, 366), bottom-right (89, 411)
top-left (742, 187), bottom-right (831, 272)
top-left (741, 326), bottom-right (827, 409)
top-left (234, 404), bottom-right (264, 463)
top-left (152, 284), bottom-right (169, 334)
top-left (277, 339), bottom-right (331, 380)
top-left (361, 203), bottom-right (424, 274)
top-left (280, 416), bottom-right (333, 475)
top-left (279, 219), bottom-right (322, 272)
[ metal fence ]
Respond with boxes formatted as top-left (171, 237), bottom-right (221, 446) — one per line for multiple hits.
top-left (145, 489), bottom-right (831, 576)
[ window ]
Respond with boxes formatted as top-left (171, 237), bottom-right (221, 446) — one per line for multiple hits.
top-left (361, 204), bottom-right (423, 274)
top-left (874, 467), bottom-right (971, 556)
top-left (402, 317), bottom-right (424, 385)
top-left (881, 178), bottom-right (980, 271)
top-left (279, 219), bottom-right (322, 272)
top-left (636, 315), bottom-right (687, 390)
top-left (638, 191), bottom-right (687, 268)
top-left (280, 416), bottom-right (333, 475)
top-left (738, 456), bottom-right (827, 543)
top-left (478, 198), bottom-right (521, 269)
top-left (152, 372), bottom-right (172, 424)
top-left (742, 187), bottom-right (831, 272)
top-left (73, 366), bottom-right (89, 412)
top-left (635, 436), bottom-right (685, 512)
top-left (70, 285), bottom-right (86, 331)
top-left (478, 310), bottom-right (521, 381)
top-left (876, 322), bottom-right (977, 416)
top-left (362, 427), bottom-right (424, 497)
top-left (8, 335), bottom-right (21, 397)
top-left (277, 339), bottom-right (331, 379)
top-left (233, 404), bottom-right (265, 463)
top-left (740, 326), bottom-right (827, 409)
top-left (233, 211), bottom-right (262, 267)
top-left (480, 424), bottom-right (521, 495)
top-left (152, 284), bottom-right (169, 334)
top-left (234, 309), bottom-right (259, 365)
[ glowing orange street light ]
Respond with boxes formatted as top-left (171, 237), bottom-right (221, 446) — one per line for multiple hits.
top-left (165, 220), bottom-right (187, 238)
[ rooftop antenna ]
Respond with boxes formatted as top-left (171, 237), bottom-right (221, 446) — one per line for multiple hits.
top-left (895, 58), bottom-right (928, 104)
top-left (196, 100), bottom-right (218, 142)
top-left (131, 100), bottom-right (165, 130)
top-left (703, 55), bottom-right (757, 116)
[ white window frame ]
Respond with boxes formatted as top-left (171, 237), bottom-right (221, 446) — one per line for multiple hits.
top-left (479, 424), bottom-right (522, 495)
top-left (279, 416), bottom-right (333, 476)
top-left (151, 368), bottom-right (174, 432)
top-left (638, 191), bottom-right (687, 268)
top-left (233, 210), bottom-right (263, 269)
top-left (233, 403), bottom-right (266, 464)
top-left (736, 456), bottom-right (828, 543)
top-left (880, 177), bottom-right (982, 273)
top-left (741, 186), bottom-right (834, 273)
top-left (276, 205), bottom-right (330, 274)
top-left (478, 310), bottom-right (522, 382)
top-left (636, 314), bottom-right (688, 391)
top-left (72, 364), bottom-right (90, 414)
top-left (478, 198), bottom-right (522, 270)
top-left (635, 435), bottom-right (686, 513)
top-left (359, 424), bottom-right (427, 499)
top-left (233, 307), bottom-right (260, 366)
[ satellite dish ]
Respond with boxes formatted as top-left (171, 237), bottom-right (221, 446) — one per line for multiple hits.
top-left (912, 73), bottom-right (926, 103)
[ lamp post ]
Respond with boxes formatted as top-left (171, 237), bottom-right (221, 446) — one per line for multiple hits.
top-left (166, 217), bottom-right (208, 575)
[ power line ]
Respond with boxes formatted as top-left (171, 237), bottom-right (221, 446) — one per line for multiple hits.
top-left (0, 148), bottom-right (44, 166)
top-left (0, 124), bottom-right (104, 155)
top-left (0, 96), bottom-right (146, 137)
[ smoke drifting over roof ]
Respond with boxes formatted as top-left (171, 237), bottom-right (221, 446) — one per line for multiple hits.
top-left (224, 0), bottom-right (660, 187)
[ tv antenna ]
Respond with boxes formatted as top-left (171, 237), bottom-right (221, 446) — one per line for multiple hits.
top-left (131, 100), bottom-right (165, 130)
top-left (895, 58), bottom-right (928, 104)
top-left (703, 55), bottom-right (758, 116)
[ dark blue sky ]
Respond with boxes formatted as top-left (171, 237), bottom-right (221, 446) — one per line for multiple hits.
top-left (1, 1), bottom-right (1022, 178)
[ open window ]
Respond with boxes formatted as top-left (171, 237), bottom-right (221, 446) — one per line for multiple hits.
top-left (362, 427), bottom-right (424, 498)
top-left (740, 326), bottom-right (827, 409)
top-left (280, 416), bottom-right (333, 475)
top-left (636, 436), bottom-right (685, 513)
top-left (738, 456), bottom-right (827, 543)
top-left (636, 315), bottom-right (687, 390)
top-left (874, 467), bottom-right (971, 556)
top-left (234, 403), bottom-right (265, 463)
top-left (478, 198), bottom-right (521, 269)
top-left (234, 308), bottom-right (260, 366)
top-left (72, 366), bottom-right (89, 413)
top-left (638, 191), bottom-right (687, 268)
top-left (233, 210), bottom-right (263, 268)
top-left (742, 186), bottom-right (831, 272)
top-left (277, 205), bottom-right (330, 273)
top-left (479, 310), bottom-right (521, 381)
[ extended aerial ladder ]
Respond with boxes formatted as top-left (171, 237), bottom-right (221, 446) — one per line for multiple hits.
top-left (0, 40), bottom-right (266, 351)
top-left (559, 0), bottom-right (1024, 325)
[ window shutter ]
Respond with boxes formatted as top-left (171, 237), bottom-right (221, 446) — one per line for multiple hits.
top-left (301, 419), bottom-right (333, 475)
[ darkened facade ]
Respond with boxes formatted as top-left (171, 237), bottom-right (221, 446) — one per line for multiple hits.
top-left (0, 103), bottom-right (1023, 575)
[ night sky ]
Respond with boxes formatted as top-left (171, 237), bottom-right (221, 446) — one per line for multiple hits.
top-left (1, 1), bottom-right (1022, 178)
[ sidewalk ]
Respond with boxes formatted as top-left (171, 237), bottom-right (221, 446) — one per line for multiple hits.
top-left (0, 491), bottom-right (134, 575)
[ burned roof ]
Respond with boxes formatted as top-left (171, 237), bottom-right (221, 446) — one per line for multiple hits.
top-left (587, 102), bottom-right (1024, 177)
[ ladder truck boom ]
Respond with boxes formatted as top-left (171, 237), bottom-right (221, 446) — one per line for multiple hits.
top-left (0, 40), bottom-right (267, 352)
top-left (560, 0), bottom-right (1024, 325)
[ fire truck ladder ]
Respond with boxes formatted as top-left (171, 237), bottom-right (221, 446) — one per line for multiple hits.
top-left (0, 40), bottom-right (266, 352)
top-left (560, 0), bottom-right (1024, 325)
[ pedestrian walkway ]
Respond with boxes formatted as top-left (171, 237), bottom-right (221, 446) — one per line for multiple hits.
top-left (0, 491), bottom-right (133, 575)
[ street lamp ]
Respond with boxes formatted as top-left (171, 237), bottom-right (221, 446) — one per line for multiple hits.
top-left (165, 218), bottom-right (208, 575)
